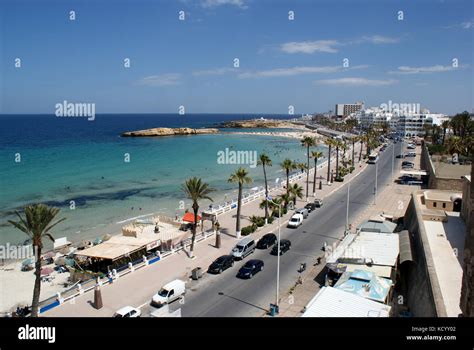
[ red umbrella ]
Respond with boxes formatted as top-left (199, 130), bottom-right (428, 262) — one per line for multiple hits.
top-left (182, 212), bottom-right (201, 223)
top-left (41, 267), bottom-right (54, 276)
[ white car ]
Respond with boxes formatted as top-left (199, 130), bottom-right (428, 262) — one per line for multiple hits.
top-left (407, 144), bottom-right (416, 149)
top-left (287, 213), bottom-right (304, 228)
top-left (114, 306), bottom-right (141, 318)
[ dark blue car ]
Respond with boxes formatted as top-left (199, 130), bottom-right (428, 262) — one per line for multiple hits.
top-left (237, 259), bottom-right (264, 279)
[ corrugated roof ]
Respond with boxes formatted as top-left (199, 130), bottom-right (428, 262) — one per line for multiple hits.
top-left (302, 287), bottom-right (391, 317)
top-left (326, 231), bottom-right (399, 267)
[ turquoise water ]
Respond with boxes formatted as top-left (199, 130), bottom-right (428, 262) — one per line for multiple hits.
top-left (0, 114), bottom-right (326, 245)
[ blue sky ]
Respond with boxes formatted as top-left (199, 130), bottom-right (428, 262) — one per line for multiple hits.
top-left (1, 0), bottom-right (473, 115)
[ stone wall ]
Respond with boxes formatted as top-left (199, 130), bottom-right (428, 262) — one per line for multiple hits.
top-left (460, 163), bottom-right (474, 316)
top-left (421, 144), bottom-right (465, 191)
top-left (402, 192), bottom-right (448, 317)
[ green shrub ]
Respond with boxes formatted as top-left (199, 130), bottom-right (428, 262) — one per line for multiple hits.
top-left (427, 144), bottom-right (447, 155)
top-left (267, 216), bottom-right (274, 224)
top-left (241, 225), bottom-right (255, 236)
top-left (335, 176), bottom-right (344, 182)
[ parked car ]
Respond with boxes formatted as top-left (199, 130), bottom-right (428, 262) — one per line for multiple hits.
top-left (407, 144), bottom-right (416, 149)
top-left (294, 208), bottom-right (309, 219)
top-left (237, 259), bottom-right (264, 279)
top-left (271, 239), bottom-right (291, 255)
top-left (257, 233), bottom-right (277, 249)
top-left (231, 237), bottom-right (256, 260)
top-left (396, 154), bottom-right (405, 158)
top-left (398, 175), bottom-right (420, 184)
top-left (314, 198), bottom-right (323, 207)
top-left (287, 213), bottom-right (304, 228)
top-left (114, 306), bottom-right (141, 318)
top-left (208, 255), bottom-right (234, 274)
top-left (406, 151), bottom-right (416, 158)
top-left (151, 279), bottom-right (186, 306)
top-left (402, 161), bottom-right (415, 169)
top-left (304, 202), bottom-right (317, 212)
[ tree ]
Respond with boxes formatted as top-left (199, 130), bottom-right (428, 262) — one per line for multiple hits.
top-left (324, 138), bottom-right (335, 182)
top-left (182, 177), bottom-right (214, 257)
top-left (441, 120), bottom-right (450, 145)
top-left (228, 167), bottom-right (252, 237)
top-left (257, 153), bottom-right (272, 222)
top-left (278, 192), bottom-right (291, 210)
top-left (281, 158), bottom-right (295, 196)
top-left (334, 139), bottom-right (344, 177)
top-left (358, 135), bottom-right (364, 162)
top-left (289, 183), bottom-right (304, 205)
top-left (301, 136), bottom-right (316, 199)
top-left (311, 151), bottom-right (323, 193)
top-left (8, 204), bottom-right (66, 317)
top-left (447, 136), bottom-right (464, 155)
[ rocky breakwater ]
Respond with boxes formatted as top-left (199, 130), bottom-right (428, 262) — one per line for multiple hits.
top-left (121, 127), bottom-right (219, 137)
top-left (219, 119), bottom-right (300, 129)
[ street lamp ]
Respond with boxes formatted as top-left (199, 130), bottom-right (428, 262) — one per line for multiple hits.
top-left (266, 196), bottom-right (281, 311)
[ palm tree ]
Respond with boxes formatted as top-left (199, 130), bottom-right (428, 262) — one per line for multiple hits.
top-left (358, 135), bottom-right (364, 162)
top-left (447, 136), bottom-right (465, 155)
top-left (441, 120), bottom-right (450, 145)
top-left (301, 136), bottom-right (316, 198)
top-left (351, 136), bottom-right (357, 165)
top-left (8, 204), bottom-right (66, 317)
top-left (311, 151), bottom-right (323, 193)
top-left (281, 158), bottom-right (295, 195)
top-left (278, 193), bottom-right (291, 210)
top-left (257, 153), bottom-right (272, 222)
top-left (228, 167), bottom-right (252, 237)
top-left (289, 183), bottom-right (304, 205)
top-left (334, 139), bottom-right (344, 177)
top-left (324, 138), bottom-right (335, 182)
top-left (182, 177), bottom-right (214, 257)
top-left (296, 162), bottom-right (307, 174)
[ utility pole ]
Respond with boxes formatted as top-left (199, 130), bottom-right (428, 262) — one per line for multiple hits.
top-left (346, 182), bottom-right (350, 231)
top-left (374, 161), bottom-right (378, 205)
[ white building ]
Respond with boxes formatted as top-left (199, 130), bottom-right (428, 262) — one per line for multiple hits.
top-left (336, 102), bottom-right (364, 117)
top-left (356, 107), bottom-right (398, 130)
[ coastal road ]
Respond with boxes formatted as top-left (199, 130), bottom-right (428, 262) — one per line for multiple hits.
top-left (140, 142), bottom-right (405, 317)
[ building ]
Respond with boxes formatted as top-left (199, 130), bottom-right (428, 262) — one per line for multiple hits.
top-left (301, 286), bottom-right (391, 317)
top-left (355, 107), bottom-right (397, 130)
top-left (404, 189), bottom-right (467, 316)
top-left (335, 102), bottom-right (364, 117)
top-left (396, 114), bottom-right (434, 137)
top-left (460, 167), bottom-right (473, 316)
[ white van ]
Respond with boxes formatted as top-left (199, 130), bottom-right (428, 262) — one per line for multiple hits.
top-left (287, 213), bottom-right (304, 228)
top-left (232, 237), bottom-right (256, 260)
top-left (151, 279), bottom-right (186, 306)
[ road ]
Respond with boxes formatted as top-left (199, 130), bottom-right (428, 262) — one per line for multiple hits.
top-left (139, 142), bottom-right (404, 317)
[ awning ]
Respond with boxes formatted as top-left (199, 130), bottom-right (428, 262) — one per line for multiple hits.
top-left (398, 230), bottom-right (415, 264)
top-left (182, 212), bottom-right (201, 223)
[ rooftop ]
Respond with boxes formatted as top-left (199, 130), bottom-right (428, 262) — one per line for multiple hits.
top-left (326, 231), bottom-right (399, 267)
top-left (302, 286), bottom-right (391, 317)
top-left (334, 269), bottom-right (393, 303)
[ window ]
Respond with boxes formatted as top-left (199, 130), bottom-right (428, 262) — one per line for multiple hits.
top-left (169, 289), bottom-right (174, 297)
top-left (442, 203), bottom-right (446, 208)
top-left (433, 202), bottom-right (437, 208)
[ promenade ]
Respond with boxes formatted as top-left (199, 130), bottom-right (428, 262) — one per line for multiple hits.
top-left (277, 143), bottom-right (422, 317)
top-left (46, 139), bottom-right (367, 317)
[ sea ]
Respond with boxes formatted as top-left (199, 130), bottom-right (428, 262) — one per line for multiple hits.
top-left (0, 114), bottom-right (327, 246)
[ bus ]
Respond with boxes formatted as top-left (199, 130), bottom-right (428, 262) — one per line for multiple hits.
top-left (368, 152), bottom-right (379, 164)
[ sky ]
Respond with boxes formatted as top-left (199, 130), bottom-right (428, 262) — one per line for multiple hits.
top-left (0, 0), bottom-right (473, 115)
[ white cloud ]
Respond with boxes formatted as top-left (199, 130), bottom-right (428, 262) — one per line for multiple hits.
top-left (359, 35), bottom-right (400, 44)
top-left (238, 65), bottom-right (368, 79)
top-left (137, 74), bottom-right (181, 86)
top-left (280, 40), bottom-right (340, 54)
top-left (279, 35), bottom-right (399, 54)
top-left (192, 67), bottom-right (238, 76)
top-left (201, 0), bottom-right (248, 9)
top-left (389, 65), bottom-right (460, 74)
top-left (461, 20), bottom-right (474, 29)
top-left (314, 77), bottom-right (397, 86)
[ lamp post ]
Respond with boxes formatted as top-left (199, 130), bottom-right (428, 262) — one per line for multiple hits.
top-left (374, 161), bottom-right (378, 205)
top-left (267, 196), bottom-right (281, 310)
top-left (346, 182), bottom-right (350, 232)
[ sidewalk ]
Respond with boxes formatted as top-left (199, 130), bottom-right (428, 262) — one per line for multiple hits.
top-left (277, 143), bottom-right (422, 317)
top-left (46, 140), bottom-right (367, 316)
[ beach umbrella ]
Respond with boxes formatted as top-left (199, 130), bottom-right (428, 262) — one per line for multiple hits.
top-left (54, 257), bottom-right (66, 266)
top-left (41, 267), bottom-right (54, 276)
top-left (93, 237), bottom-right (102, 245)
top-left (44, 251), bottom-right (56, 259)
top-left (22, 258), bottom-right (33, 266)
top-left (182, 212), bottom-right (201, 223)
